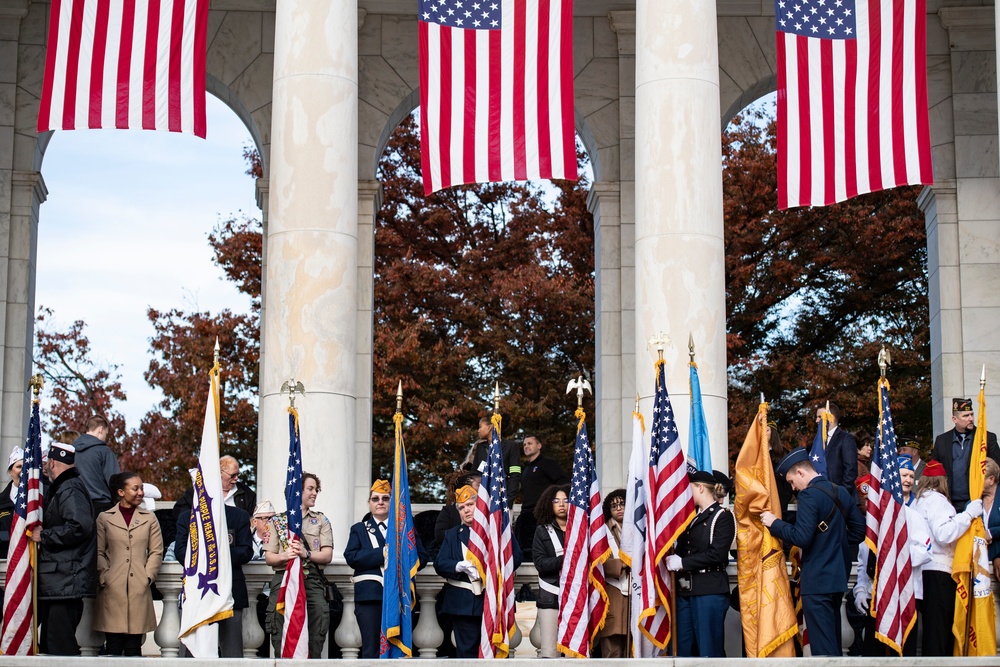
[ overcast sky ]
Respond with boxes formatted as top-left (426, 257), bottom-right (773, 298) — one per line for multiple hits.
top-left (35, 96), bottom-right (258, 428)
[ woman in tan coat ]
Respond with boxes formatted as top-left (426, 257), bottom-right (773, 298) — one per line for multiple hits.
top-left (597, 488), bottom-right (629, 657)
top-left (93, 471), bottom-right (164, 656)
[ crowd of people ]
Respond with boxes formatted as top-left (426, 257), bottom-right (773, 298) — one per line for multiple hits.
top-left (1, 396), bottom-right (997, 658)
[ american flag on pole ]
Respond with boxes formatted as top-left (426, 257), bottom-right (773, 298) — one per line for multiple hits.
top-left (466, 414), bottom-right (516, 658)
top-left (638, 359), bottom-right (695, 648)
top-left (557, 407), bottom-right (610, 658)
top-left (775, 0), bottom-right (933, 209)
top-left (277, 408), bottom-right (308, 659)
top-left (0, 400), bottom-right (44, 656)
top-left (417, 0), bottom-right (577, 195)
top-left (863, 378), bottom-right (916, 655)
top-left (38, 0), bottom-right (210, 137)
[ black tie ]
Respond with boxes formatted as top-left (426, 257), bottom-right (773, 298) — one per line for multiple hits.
top-left (378, 521), bottom-right (387, 534)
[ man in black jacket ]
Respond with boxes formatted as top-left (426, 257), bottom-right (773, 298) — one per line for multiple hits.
top-left (33, 442), bottom-right (96, 655)
top-left (933, 397), bottom-right (1000, 511)
top-left (71, 415), bottom-right (120, 516)
top-left (514, 435), bottom-right (569, 562)
top-left (816, 403), bottom-right (858, 499)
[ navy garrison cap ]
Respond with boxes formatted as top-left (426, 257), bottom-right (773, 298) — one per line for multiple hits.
top-left (775, 447), bottom-right (809, 477)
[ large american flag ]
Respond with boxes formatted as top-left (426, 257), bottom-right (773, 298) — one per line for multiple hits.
top-left (277, 408), bottom-right (308, 659)
top-left (639, 360), bottom-right (695, 648)
top-left (775, 0), bottom-right (933, 209)
top-left (417, 0), bottom-right (577, 195)
top-left (38, 0), bottom-right (210, 137)
top-left (863, 378), bottom-right (915, 655)
top-left (467, 415), bottom-right (516, 658)
top-left (0, 400), bottom-right (44, 656)
top-left (557, 408), bottom-right (610, 658)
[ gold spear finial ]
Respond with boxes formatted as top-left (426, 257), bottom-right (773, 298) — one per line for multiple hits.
top-left (214, 337), bottom-right (220, 367)
top-left (396, 380), bottom-right (404, 414)
top-left (688, 333), bottom-right (696, 363)
top-left (493, 381), bottom-right (501, 414)
top-left (566, 376), bottom-right (593, 409)
top-left (646, 331), bottom-right (672, 361)
top-left (280, 378), bottom-right (305, 408)
top-left (878, 345), bottom-right (891, 378)
top-left (29, 374), bottom-right (43, 400)
top-left (635, 393), bottom-right (640, 413)
top-left (981, 364), bottom-right (987, 390)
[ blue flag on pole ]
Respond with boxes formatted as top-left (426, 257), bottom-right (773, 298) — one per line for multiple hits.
top-left (688, 362), bottom-right (712, 473)
top-left (809, 412), bottom-right (830, 477)
top-left (380, 412), bottom-right (420, 658)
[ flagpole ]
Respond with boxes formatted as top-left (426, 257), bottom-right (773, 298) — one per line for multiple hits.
top-left (28, 374), bottom-right (42, 656)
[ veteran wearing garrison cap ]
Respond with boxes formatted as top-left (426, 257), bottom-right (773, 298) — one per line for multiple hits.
top-left (344, 479), bottom-right (428, 658)
top-left (932, 397), bottom-right (1000, 512)
top-left (762, 447), bottom-right (865, 656)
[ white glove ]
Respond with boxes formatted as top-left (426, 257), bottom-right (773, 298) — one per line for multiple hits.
top-left (666, 555), bottom-right (683, 572)
top-left (853, 589), bottom-right (869, 614)
top-left (966, 499), bottom-right (984, 518)
top-left (456, 559), bottom-right (472, 574)
top-left (456, 560), bottom-right (481, 580)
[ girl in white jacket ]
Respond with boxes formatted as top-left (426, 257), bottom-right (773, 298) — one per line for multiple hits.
top-left (911, 460), bottom-right (980, 656)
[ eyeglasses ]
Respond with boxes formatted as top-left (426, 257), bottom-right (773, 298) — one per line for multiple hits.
top-left (610, 500), bottom-right (625, 508)
top-left (371, 495), bottom-right (391, 503)
top-left (552, 499), bottom-right (570, 505)
top-left (221, 470), bottom-right (239, 481)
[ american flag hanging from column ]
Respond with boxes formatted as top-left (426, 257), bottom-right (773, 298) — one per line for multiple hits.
top-left (775, 0), bottom-right (933, 209)
top-left (0, 397), bottom-right (44, 656)
top-left (37, 0), bottom-right (211, 137)
top-left (417, 0), bottom-right (577, 194)
top-left (557, 407), bottom-right (610, 657)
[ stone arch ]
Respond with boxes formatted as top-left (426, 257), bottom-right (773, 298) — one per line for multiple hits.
top-left (717, 17), bottom-right (778, 129)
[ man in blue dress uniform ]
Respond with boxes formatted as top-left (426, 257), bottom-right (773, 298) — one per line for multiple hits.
top-left (762, 446), bottom-right (865, 656)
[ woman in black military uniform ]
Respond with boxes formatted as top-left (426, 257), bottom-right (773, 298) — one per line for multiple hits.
top-left (666, 470), bottom-right (735, 657)
top-left (532, 484), bottom-right (570, 658)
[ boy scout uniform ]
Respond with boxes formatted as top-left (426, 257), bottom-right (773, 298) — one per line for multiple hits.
top-left (263, 509), bottom-right (334, 658)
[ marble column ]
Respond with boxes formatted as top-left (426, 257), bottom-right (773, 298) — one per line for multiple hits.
top-left (354, 181), bottom-right (381, 510)
top-left (1, 171), bottom-right (44, 463)
top-left (258, 0), bottom-right (359, 548)
top-left (633, 0), bottom-right (728, 466)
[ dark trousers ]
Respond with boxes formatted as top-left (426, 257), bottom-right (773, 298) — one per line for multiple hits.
top-left (922, 570), bottom-right (956, 656)
top-left (256, 593), bottom-right (270, 657)
top-left (514, 511), bottom-right (538, 563)
top-left (676, 593), bottom-right (729, 657)
top-left (355, 600), bottom-right (382, 658)
top-left (105, 632), bottom-right (143, 656)
top-left (38, 598), bottom-right (83, 655)
top-left (451, 615), bottom-right (482, 658)
top-left (801, 592), bottom-right (843, 656)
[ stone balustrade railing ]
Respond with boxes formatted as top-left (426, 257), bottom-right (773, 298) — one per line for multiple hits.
top-left (7, 558), bottom-right (1000, 657)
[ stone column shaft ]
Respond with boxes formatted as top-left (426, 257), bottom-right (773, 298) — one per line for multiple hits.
top-left (259, 0), bottom-right (359, 549)
top-left (634, 0), bottom-right (728, 470)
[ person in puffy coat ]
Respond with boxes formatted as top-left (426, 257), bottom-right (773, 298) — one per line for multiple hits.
top-left (33, 442), bottom-right (96, 655)
top-left (596, 489), bottom-right (629, 658)
top-left (93, 471), bottom-right (164, 656)
top-left (532, 484), bottom-right (570, 658)
top-left (911, 460), bottom-right (978, 656)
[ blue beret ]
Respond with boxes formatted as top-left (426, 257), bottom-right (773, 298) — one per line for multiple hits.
top-left (897, 456), bottom-right (914, 471)
top-left (775, 447), bottom-right (809, 477)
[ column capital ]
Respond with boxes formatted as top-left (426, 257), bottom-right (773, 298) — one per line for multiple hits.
top-left (358, 179), bottom-right (383, 211)
top-left (0, 0), bottom-right (29, 40)
top-left (587, 181), bottom-right (621, 215)
top-left (938, 7), bottom-right (996, 51)
top-left (12, 170), bottom-right (47, 205)
top-left (608, 10), bottom-right (636, 56)
top-left (918, 180), bottom-right (957, 213)
top-left (255, 177), bottom-right (269, 211)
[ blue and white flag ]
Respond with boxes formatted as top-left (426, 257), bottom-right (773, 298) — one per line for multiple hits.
top-left (688, 361), bottom-right (712, 473)
top-left (179, 356), bottom-right (234, 657)
top-left (381, 412), bottom-right (420, 658)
